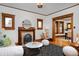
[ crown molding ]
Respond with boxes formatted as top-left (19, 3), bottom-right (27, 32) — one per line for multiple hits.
top-left (46, 4), bottom-right (79, 16)
top-left (0, 4), bottom-right (47, 16)
top-left (0, 4), bottom-right (79, 16)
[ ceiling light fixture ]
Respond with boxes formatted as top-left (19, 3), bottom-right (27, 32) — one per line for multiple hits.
top-left (37, 0), bottom-right (43, 8)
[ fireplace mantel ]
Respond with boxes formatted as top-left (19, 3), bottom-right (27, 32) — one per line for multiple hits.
top-left (18, 27), bottom-right (35, 45)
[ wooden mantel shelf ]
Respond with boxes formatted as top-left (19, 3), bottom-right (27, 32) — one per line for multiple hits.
top-left (18, 27), bottom-right (35, 31)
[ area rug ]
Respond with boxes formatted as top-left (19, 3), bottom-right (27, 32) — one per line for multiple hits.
top-left (23, 44), bottom-right (64, 56)
top-left (37, 44), bottom-right (64, 56)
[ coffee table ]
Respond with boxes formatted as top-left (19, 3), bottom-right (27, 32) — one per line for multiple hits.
top-left (25, 42), bottom-right (43, 48)
top-left (24, 42), bottom-right (43, 56)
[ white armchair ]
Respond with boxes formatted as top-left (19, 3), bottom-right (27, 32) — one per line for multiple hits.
top-left (63, 46), bottom-right (78, 56)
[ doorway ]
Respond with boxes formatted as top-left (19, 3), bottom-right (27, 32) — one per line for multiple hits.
top-left (52, 13), bottom-right (73, 44)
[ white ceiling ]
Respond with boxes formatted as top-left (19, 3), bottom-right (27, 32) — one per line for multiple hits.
top-left (0, 3), bottom-right (78, 16)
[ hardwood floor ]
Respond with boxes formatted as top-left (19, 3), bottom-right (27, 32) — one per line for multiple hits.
top-left (50, 37), bottom-right (79, 47)
top-left (35, 38), bottom-right (70, 47)
top-left (34, 37), bottom-right (79, 48)
top-left (34, 38), bottom-right (79, 55)
top-left (50, 38), bottom-right (70, 47)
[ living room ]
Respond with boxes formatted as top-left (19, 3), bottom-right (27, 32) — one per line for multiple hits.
top-left (0, 2), bottom-right (79, 56)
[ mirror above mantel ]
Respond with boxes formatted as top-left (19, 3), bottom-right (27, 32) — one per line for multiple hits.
top-left (2, 13), bottom-right (15, 30)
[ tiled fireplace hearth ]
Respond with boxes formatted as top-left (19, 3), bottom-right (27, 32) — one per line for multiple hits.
top-left (18, 27), bottom-right (35, 45)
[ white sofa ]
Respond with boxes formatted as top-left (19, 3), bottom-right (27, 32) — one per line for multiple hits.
top-left (0, 46), bottom-right (23, 56)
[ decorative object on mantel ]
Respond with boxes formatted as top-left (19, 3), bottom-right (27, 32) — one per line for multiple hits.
top-left (22, 19), bottom-right (32, 29)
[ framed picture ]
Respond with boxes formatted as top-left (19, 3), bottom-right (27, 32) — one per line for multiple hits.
top-left (2, 13), bottom-right (15, 30)
top-left (67, 23), bottom-right (71, 29)
top-left (37, 19), bottom-right (43, 30)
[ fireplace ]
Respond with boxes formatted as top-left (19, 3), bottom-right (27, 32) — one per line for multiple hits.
top-left (18, 27), bottom-right (35, 45)
top-left (24, 34), bottom-right (32, 44)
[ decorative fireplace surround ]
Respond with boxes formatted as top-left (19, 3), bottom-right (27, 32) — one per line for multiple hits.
top-left (18, 27), bottom-right (35, 45)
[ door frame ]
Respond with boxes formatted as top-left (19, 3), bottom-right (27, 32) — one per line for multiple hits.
top-left (52, 13), bottom-right (73, 42)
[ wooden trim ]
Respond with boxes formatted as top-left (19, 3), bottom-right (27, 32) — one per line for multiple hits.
top-left (55, 21), bottom-right (64, 34)
top-left (71, 15), bottom-right (73, 42)
top-left (52, 19), bottom-right (55, 41)
top-left (58, 22), bottom-right (60, 34)
top-left (2, 13), bottom-right (15, 30)
top-left (37, 19), bottom-right (43, 30)
top-left (47, 4), bottom-right (79, 16)
top-left (55, 21), bottom-right (58, 34)
top-left (52, 13), bottom-right (73, 42)
top-left (55, 35), bottom-right (65, 37)
top-left (53, 13), bottom-right (73, 20)
top-left (62, 22), bottom-right (64, 34)
top-left (59, 21), bottom-right (64, 34)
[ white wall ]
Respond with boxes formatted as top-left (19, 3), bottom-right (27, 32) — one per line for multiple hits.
top-left (1, 4), bottom-right (79, 44)
top-left (0, 5), bottom-right (46, 44)
top-left (45, 5), bottom-right (79, 42)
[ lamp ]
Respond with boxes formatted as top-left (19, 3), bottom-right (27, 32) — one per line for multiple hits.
top-left (37, 3), bottom-right (43, 8)
top-left (37, 0), bottom-right (43, 8)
